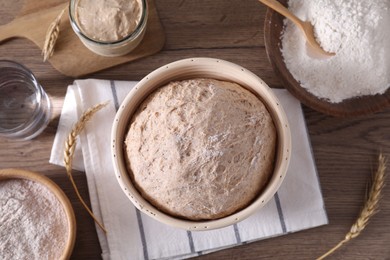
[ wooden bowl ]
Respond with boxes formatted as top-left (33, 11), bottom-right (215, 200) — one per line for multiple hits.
top-left (264, 0), bottom-right (390, 117)
top-left (111, 57), bottom-right (291, 230)
top-left (0, 169), bottom-right (76, 260)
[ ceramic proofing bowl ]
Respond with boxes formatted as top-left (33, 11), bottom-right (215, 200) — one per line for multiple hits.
top-left (111, 57), bottom-right (291, 230)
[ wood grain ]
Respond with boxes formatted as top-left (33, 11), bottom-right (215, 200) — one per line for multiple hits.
top-left (0, 0), bottom-right (389, 259)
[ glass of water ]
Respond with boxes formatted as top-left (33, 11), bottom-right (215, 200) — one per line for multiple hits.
top-left (0, 60), bottom-right (51, 140)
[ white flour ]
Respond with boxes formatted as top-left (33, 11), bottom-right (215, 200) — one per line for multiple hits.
top-left (0, 179), bottom-right (68, 260)
top-left (281, 0), bottom-right (390, 103)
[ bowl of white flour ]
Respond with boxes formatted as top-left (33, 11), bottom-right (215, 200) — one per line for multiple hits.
top-left (0, 169), bottom-right (76, 260)
top-left (264, 0), bottom-right (390, 116)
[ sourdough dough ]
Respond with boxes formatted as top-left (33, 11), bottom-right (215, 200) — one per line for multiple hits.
top-left (125, 78), bottom-right (276, 220)
top-left (75, 0), bottom-right (142, 42)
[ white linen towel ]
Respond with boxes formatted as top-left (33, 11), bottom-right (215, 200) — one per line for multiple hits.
top-left (50, 79), bottom-right (328, 260)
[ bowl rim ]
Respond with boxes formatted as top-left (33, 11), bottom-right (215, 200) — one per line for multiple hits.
top-left (0, 168), bottom-right (76, 259)
top-left (111, 57), bottom-right (291, 230)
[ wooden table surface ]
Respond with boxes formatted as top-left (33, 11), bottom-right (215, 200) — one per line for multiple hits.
top-left (1, 1), bottom-right (389, 259)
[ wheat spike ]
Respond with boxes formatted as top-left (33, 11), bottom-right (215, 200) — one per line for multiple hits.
top-left (64, 101), bottom-right (109, 234)
top-left (42, 6), bottom-right (67, 62)
top-left (317, 153), bottom-right (387, 259)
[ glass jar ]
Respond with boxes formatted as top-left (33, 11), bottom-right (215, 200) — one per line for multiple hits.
top-left (69, 0), bottom-right (148, 57)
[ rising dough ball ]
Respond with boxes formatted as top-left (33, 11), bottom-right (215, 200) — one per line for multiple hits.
top-left (125, 78), bottom-right (276, 220)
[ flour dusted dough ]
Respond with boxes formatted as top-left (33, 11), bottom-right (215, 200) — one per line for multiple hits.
top-left (125, 78), bottom-right (276, 220)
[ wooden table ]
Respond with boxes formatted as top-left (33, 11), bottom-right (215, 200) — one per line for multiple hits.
top-left (1, 1), bottom-right (389, 259)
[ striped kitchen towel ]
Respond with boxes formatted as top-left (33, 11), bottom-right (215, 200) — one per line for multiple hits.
top-left (50, 79), bottom-right (328, 260)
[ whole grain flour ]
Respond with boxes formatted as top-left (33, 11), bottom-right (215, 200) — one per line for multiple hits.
top-left (282, 0), bottom-right (390, 103)
top-left (0, 179), bottom-right (68, 260)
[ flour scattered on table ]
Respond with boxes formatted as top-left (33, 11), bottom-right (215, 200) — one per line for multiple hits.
top-left (0, 179), bottom-right (68, 260)
top-left (282, 0), bottom-right (390, 103)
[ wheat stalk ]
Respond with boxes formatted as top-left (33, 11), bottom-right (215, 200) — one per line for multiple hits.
top-left (42, 6), bottom-right (68, 62)
top-left (317, 153), bottom-right (387, 260)
top-left (64, 101), bottom-right (109, 234)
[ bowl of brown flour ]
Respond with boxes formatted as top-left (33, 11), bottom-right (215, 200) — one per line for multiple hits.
top-left (0, 169), bottom-right (76, 260)
top-left (111, 57), bottom-right (291, 230)
top-left (264, 0), bottom-right (390, 117)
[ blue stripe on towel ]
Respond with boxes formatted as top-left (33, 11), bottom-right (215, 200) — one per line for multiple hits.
top-left (233, 224), bottom-right (242, 244)
top-left (274, 192), bottom-right (287, 233)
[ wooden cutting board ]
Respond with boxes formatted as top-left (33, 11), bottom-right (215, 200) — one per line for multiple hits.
top-left (0, 0), bottom-right (165, 77)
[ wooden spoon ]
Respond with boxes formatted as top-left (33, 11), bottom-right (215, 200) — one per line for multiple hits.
top-left (259, 0), bottom-right (334, 57)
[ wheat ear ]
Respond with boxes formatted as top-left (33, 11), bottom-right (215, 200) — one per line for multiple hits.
top-left (317, 153), bottom-right (387, 260)
top-left (64, 101), bottom-right (109, 234)
top-left (42, 6), bottom-right (67, 62)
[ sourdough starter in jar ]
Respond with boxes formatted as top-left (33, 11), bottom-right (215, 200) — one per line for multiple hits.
top-left (69, 0), bottom-right (148, 56)
top-left (76, 0), bottom-right (143, 42)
